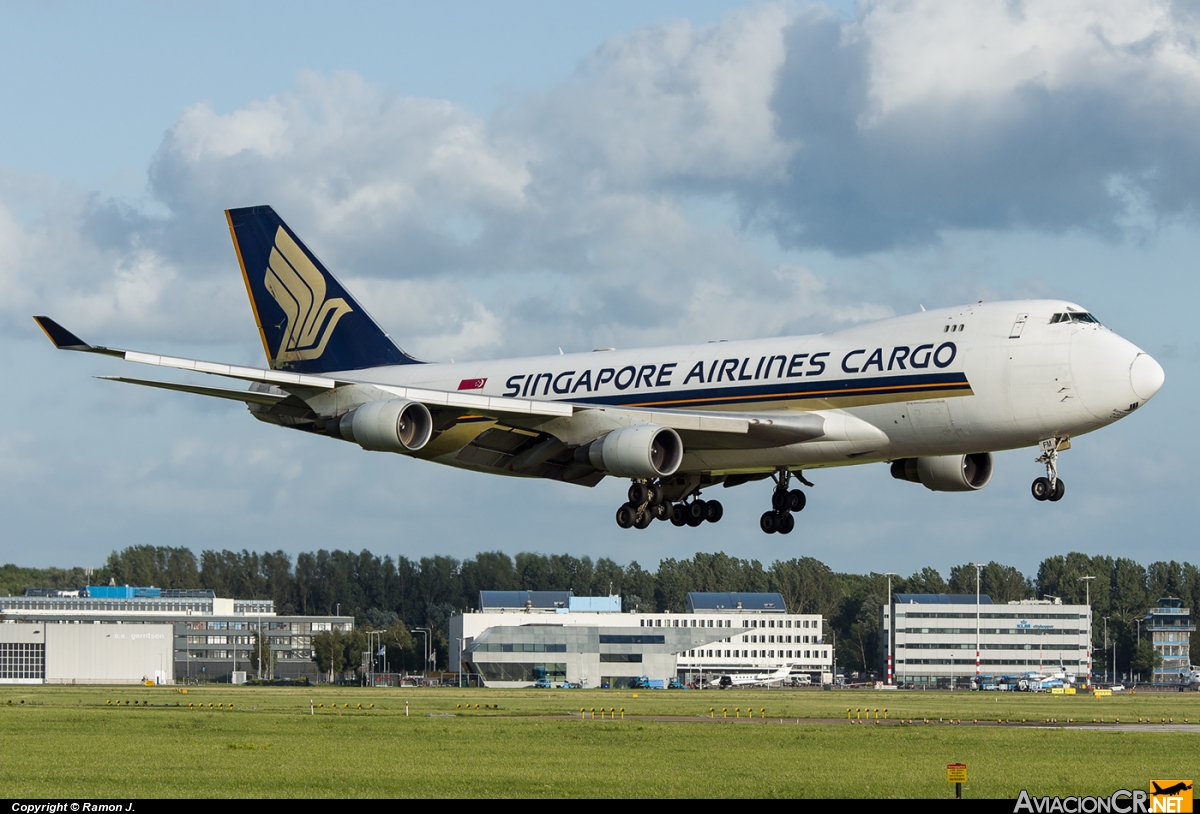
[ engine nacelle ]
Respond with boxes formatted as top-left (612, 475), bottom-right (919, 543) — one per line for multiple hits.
top-left (890, 453), bottom-right (994, 492)
top-left (586, 425), bottom-right (683, 479)
top-left (339, 400), bottom-right (434, 453)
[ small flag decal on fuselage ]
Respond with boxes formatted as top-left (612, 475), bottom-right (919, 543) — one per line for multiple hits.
top-left (458, 378), bottom-right (487, 391)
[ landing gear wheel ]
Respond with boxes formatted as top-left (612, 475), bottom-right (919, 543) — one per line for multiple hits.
top-left (634, 510), bottom-right (653, 530)
top-left (647, 483), bottom-right (664, 507)
top-left (1048, 478), bottom-right (1065, 502)
top-left (652, 502), bottom-right (671, 521)
top-left (787, 489), bottom-right (806, 513)
top-left (705, 500), bottom-right (723, 523)
top-left (687, 500), bottom-right (707, 527)
top-left (1031, 477), bottom-right (1051, 501)
top-left (771, 490), bottom-right (788, 511)
top-left (670, 504), bottom-right (688, 526)
top-left (760, 511), bottom-right (779, 534)
top-left (778, 512), bottom-right (795, 534)
top-left (616, 503), bottom-right (636, 528)
top-left (628, 482), bottom-right (649, 506)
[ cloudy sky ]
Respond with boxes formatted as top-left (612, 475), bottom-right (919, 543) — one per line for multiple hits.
top-left (2, 0), bottom-right (1196, 579)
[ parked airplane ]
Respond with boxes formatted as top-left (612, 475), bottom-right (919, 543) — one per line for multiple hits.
top-left (718, 665), bottom-right (794, 688)
top-left (34, 206), bottom-right (1165, 533)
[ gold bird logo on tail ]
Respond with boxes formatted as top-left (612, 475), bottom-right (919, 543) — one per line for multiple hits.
top-left (264, 226), bottom-right (352, 363)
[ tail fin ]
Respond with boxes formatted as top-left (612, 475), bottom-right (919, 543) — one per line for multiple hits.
top-left (226, 205), bottom-right (421, 373)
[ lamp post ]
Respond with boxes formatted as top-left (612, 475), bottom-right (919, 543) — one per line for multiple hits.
top-left (883, 572), bottom-right (897, 686)
top-left (413, 628), bottom-right (431, 681)
top-left (974, 563), bottom-right (984, 690)
top-left (1103, 616), bottom-right (1110, 684)
top-left (1078, 576), bottom-right (1095, 686)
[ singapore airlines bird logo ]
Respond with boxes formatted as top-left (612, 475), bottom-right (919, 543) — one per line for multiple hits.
top-left (264, 227), bottom-right (352, 363)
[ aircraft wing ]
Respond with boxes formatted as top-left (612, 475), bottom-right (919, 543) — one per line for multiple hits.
top-left (34, 317), bottom-right (841, 447)
top-left (33, 316), bottom-right (573, 420)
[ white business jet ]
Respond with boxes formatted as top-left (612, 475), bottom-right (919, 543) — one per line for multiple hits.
top-left (718, 665), bottom-right (794, 688)
top-left (34, 206), bottom-right (1164, 533)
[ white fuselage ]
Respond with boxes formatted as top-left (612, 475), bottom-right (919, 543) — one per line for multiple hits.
top-left (318, 300), bottom-right (1162, 475)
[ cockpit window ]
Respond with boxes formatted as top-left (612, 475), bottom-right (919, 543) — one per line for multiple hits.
top-left (1049, 312), bottom-right (1101, 325)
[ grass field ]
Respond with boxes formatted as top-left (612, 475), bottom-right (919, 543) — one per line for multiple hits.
top-left (1, 686), bottom-right (1197, 798)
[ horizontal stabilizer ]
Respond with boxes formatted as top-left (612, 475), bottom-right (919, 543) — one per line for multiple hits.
top-left (97, 376), bottom-right (288, 406)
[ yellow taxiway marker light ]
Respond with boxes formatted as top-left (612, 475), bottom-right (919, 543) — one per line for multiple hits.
top-left (760, 708), bottom-right (765, 717)
top-left (722, 708), bottom-right (727, 719)
top-left (710, 708), bottom-right (714, 718)
top-left (621, 708), bottom-right (625, 719)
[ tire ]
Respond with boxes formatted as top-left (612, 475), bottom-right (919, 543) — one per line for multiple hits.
top-left (771, 490), bottom-right (788, 511)
top-left (634, 510), bottom-right (653, 530)
top-left (688, 500), bottom-right (707, 521)
top-left (705, 500), bottom-right (724, 523)
top-left (616, 503), bottom-right (636, 528)
top-left (1031, 477), bottom-right (1051, 501)
top-left (778, 512), bottom-right (795, 534)
top-left (787, 489), bottom-right (806, 513)
top-left (760, 511), bottom-right (778, 534)
top-left (628, 482), bottom-right (649, 506)
top-left (1049, 478), bottom-right (1065, 502)
top-left (670, 504), bottom-right (688, 526)
top-left (647, 483), bottom-right (665, 506)
top-left (653, 502), bottom-right (671, 520)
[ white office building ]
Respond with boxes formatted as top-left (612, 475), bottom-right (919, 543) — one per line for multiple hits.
top-left (449, 591), bottom-right (831, 688)
top-left (881, 593), bottom-right (1093, 689)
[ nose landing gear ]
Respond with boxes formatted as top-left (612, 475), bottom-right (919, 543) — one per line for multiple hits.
top-left (761, 468), bottom-right (808, 534)
top-left (1032, 437), bottom-right (1068, 502)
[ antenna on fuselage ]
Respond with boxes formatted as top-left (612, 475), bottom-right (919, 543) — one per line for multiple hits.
top-left (919, 304), bottom-right (926, 312)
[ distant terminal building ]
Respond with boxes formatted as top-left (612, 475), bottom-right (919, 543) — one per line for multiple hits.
top-left (881, 593), bottom-right (1092, 689)
top-left (1143, 598), bottom-right (1194, 685)
top-left (0, 585), bottom-right (350, 684)
top-left (449, 590), bottom-right (831, 688)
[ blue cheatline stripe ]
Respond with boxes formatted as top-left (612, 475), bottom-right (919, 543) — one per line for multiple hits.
top-left (565, 371), bottom-right (972, 409)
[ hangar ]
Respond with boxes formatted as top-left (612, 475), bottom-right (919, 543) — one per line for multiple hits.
top-left (1, 585), bottom-right (350, 683)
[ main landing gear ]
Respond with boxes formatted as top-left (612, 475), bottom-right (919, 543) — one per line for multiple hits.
top-left (761, 468), bottom-right (808, 535)
top-left (1031, 437), bottom-right (1068, 502)
top-left (615, 480), bottom-right (722, 530)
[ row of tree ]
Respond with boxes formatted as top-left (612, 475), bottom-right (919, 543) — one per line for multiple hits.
top-left (3, 548), bottom-right (1196, 678)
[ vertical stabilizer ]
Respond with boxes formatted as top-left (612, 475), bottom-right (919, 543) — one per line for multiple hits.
top-left (226, 205), bottom-right (420, 373)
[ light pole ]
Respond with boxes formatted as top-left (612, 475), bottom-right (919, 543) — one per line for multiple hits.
top-left (883, 572), bottom-right (897, 686)
top-left (1103, 616), bottom-right (1110, 684)
top-left (413, 628), bottom-right (431, 681)
top-left (974, 563), bottom-right (984, 689)
top-left (1135, 619), bottom-right (1142, 685)
top-left (1078, 576), bottom-right (1095, 686)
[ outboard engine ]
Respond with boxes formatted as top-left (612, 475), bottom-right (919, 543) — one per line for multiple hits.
top-left (337, 400), bottom-right (434, 453)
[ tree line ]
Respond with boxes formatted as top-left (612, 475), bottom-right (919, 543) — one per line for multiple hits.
top-left (2, 548), bottom-right (1196, 678)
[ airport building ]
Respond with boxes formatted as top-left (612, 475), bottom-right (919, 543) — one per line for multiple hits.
top-left (881, 593), bottom-right (1093, 689)
top-left (1143, 597), bottom-right (1194, 685)
top-left (449, 590), bottom-right (831, 688)
top-left (0, 586), bottom-right (351, 683)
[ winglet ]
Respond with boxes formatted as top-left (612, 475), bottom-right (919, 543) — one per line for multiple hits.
top-left (32, 317), bottom-right (123, 357)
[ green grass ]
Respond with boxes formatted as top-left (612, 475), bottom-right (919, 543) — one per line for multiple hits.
top-left (0, 686), bottom-right (1196, 797)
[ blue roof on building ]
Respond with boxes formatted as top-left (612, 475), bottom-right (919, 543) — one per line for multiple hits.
top-left (479, 590), bottom-right (573, 610)
top-left (686, 592), bottom-right (787, 613)
top-left (894, 593), bottom-right (994, 605)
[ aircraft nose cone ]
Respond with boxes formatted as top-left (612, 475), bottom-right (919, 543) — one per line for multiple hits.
top-left (1129, 353), bottom-right (1164, 401)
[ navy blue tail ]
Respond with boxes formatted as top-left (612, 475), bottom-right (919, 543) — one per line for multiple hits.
top-left (226, 205), bottom-right (421, 373)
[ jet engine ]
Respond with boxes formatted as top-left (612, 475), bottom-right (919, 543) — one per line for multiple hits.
top-left (338, 399), bottom-right (434, 453)
top-left (890, 453), bottom-right (994, 492)
top-left (584, 425), bottom-right (683, 479)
